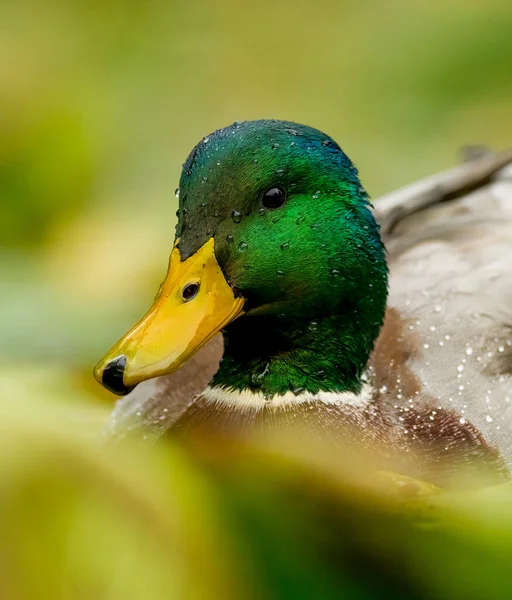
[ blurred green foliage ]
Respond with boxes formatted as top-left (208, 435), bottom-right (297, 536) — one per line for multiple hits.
top-left (2, 395), bottom-right (512, 599)
top-left (1, 2), bottom-right (512, 596)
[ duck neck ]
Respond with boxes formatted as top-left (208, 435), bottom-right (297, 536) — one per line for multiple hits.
top-left (212, 311), bottom-right (378, 397)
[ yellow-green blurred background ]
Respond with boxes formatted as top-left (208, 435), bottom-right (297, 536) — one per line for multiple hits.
top-left (2, 2), bottom-right (512, 597)
top-left (2, 0), bottom-right (512, 407)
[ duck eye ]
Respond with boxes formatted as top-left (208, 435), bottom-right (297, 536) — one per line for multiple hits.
top-left (262, 186), bottom-right (286, 209)
top-left (182, 283), bottom-right (200, 301)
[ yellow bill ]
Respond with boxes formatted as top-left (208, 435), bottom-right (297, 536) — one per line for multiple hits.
top-left (94, 237), bottom-right (244, 395)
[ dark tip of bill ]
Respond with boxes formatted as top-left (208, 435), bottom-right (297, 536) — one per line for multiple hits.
top-left (101, 355), bottom-right (133, 396)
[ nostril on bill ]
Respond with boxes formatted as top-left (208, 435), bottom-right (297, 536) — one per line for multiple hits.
top-left (101, 355), bottom-right (132, 395)
top-left (182, 282), bottom-right (200, 302)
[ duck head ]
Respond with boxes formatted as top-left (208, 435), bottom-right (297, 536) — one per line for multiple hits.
top-left (94, 120), bottom-right (388, 397)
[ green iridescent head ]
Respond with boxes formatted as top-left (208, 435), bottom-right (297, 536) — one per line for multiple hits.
top-left (177, 120), bottom-right (387, 318)
top-left (95, 120), bottom-right (388, 397)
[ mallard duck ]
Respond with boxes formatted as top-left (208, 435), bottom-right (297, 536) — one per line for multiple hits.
top-left (94, 120), bottom-right (512, 485)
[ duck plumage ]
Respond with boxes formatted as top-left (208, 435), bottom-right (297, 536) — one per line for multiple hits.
top-left (97, 122), bottom-right (512, 485)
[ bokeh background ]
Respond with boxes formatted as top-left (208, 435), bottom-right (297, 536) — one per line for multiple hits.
top-left (1, 1), bottom-right (512, 597)
top-left (2, 0), bottom-right (512, 405)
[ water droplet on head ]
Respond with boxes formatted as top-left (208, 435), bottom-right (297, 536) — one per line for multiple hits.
top-left (275, 168), bottom-right (284, 175)
top-left (330, 268), bottom-right (340, 277)
top-left (272, 143), bottom-right (280, 150)
top-left (465, 347), bottom-right (473, 355)
top-left (322, 139), bottom-right (332, 147)
top-left (175, 188), bottom-right (180, 198)
top-left (296, 216), bottom-right (305, 225)
top-left (226, 234), bottom-right (234, 243)
top-left (251, 362), bottom-right (269, 387)
top-left (280, 241), bottom-right (290, 250)
top-left (250, 373), bottom-right (261, 386)
top-left (276, 270), bottom-right (284, 277)
top-left (312, 191), bottom-right (321, 199)
top-left (231, 210), bottom-right (242, 223)
top-left (259, 208), bottom-right (266, 216)
top-left (238, 241), bottom-right (248, 252)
